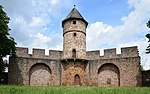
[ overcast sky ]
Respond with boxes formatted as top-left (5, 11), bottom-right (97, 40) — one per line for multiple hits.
top-left (1, 0), bottom-right (150, 69)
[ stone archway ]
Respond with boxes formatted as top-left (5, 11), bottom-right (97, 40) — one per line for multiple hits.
top-left (63, 66), bottom-right (85, 86)
top-left (98, 63), bottom-right (120, 87)
top-left (29, 63), bottom-right (51, 86)
top-left (74, 74), bottom-right (81, 85)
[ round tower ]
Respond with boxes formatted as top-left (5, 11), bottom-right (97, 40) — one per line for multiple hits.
top-left (62, 6), bottom-right (88, 60)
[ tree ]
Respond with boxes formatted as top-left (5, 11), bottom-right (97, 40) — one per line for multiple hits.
top-left (146, 19), bottom-right (150, 54)
top-left (0, 5), bottom-right (16, 72)
top-left (140, 65), bottom-right (144, 71)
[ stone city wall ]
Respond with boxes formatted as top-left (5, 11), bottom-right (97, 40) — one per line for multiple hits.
top-left (88, 53), bottom-right (141, 86)
top-left (8, 47), bottom-right (62, 86)
top-left (87, 46), bottom-right (139, 60)
top-left (15, 47), bottom-right (62, 59)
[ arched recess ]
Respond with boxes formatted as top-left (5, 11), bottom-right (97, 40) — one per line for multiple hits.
top-left (74, 74), bottom-right (81, 85)
top-left (29, 63), bottom-right (51, 86)
top-left (98, 63), bottom-right (120, 87)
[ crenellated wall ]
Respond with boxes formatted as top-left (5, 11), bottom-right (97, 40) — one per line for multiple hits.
top-left (86, 50), bottom-right (100, 60)
top-left (121, 46), bottom-right (139, 57)
top-left (87, 46), bottom-right (141, 87)
top-left (8, 47), bottom-right (62, 86)
top-left (87, 46), bottom-right (139, 60)
top-left (16, 47), bottom-right (62, 59)
top-left (9, 46), bottom-right (141, 86)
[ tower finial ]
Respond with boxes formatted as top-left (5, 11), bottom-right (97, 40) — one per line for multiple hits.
top-left (74, 5), bottom-right (76, 8)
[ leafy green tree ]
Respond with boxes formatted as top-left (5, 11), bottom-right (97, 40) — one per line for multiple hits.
top-left (147, 19), bottom-right (150, 28)
top-left (0, 5), bottom-right (16, 72)
top-left (140, 65), bottom-right (144, 71)
top-left (146, 19), bottom-right (150, 54)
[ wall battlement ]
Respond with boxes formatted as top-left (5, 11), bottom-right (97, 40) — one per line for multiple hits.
top-left (87, 46), bottom-right (139, 60)
top-left (16, 47), bottom-right (62, 59)
top-left (16, 46), bottom-right (139, 60)
top-left (86, 50), bottom-right (100, 60)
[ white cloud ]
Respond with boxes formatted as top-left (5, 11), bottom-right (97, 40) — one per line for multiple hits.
top-left (29, 17), bottom-right (44, 27)
top-left (87, 0), bottom-right (150, 70)
top-left (127, 0), bottom-right (140, 8)
top-left (50, 0), bottom-right (59, 6)
top-left (0, 0), bottom-right (76, 50)
top-left (1, 0), bottom-right (150, 70)
top-left (87, 22), bottom-right (115, 49)
top-left (30, 32), bottom-right (51, 48)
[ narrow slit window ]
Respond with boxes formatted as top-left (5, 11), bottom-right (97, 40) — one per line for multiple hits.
top-left (73, 33), bottom-right (76, 36)
top-left (72, 49), bottom-right (76, 58)
top-left (73, 21), bottom-right (76, 24)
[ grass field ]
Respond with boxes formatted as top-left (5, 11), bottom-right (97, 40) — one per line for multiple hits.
top-left (0, 85), bottom-right (150, 94)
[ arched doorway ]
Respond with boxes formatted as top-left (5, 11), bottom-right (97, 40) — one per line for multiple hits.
top-left (74, 74), bottom-right (81, 85)
top-left (98, 63), bottom-right (120, 87)
top-left (29, 63), bottom-right (51, 86)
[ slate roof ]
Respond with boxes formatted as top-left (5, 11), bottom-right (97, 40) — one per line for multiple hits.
top-left (62, 7), bottom-right (88, 27)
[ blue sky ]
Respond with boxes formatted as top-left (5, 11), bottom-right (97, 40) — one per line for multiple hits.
top-left (1, 0), bottom-right (150, 69)
top-left (78, 0), bottom-right (133, 25)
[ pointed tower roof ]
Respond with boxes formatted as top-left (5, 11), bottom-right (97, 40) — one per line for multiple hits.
top-left (62, 6), bottom-right (88, 27)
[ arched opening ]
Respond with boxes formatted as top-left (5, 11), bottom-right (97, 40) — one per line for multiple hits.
top-left (74, 74), bottom-right (81, 85)
top-left (29, 63), bottom-right (51, 86)
top-left (72, 49), bottom-right (76, 58)
top-left (98, 63), bottom-right (120, 87)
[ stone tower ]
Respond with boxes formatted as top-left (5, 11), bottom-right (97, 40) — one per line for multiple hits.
top-left (61, 6), bottom-right (89, 86)
top-left (62, 6), bottom-right (88, 59)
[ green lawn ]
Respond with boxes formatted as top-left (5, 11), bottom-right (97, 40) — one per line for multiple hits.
top-left (0, 85), bottom-right (150, 94)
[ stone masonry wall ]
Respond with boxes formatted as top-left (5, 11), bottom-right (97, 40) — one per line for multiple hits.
top-left (86, 50), bottom-right (100, 60)
top-left (63, 19), bottom-right (86, 33)
top-left (87, 46), bottom-right (139, 60)
top-left (61, 60), bottom-right (88, 86)
top-left (15, 47), bottom-right (62, 59)
top-left (29, 63), bottom-right (51, 86)
top-left (63, 32), bottom-right (86, 59)
top-left (98, 63), bottom-right (119, 87)
top-left (8, 47), bottom-right (62, 86)
top-left (8, 46), bottom-right (141, 86)
top-left (88, 46), bottom-right (141, 86)
top-left (63, 19), bottom-right (86, 59)
top-left (8, 57), bottom-right (61, 86)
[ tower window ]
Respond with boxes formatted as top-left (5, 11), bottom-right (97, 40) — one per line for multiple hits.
top-left (73, 21), bottom-right (76, 24)
top-left (73, 33), bottom-right (76, 36)
top-left (72, 49), bottom-right (76, 58)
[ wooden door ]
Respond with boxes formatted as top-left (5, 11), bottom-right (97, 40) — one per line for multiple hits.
top-left (74, 74), bottom-right (80, 85)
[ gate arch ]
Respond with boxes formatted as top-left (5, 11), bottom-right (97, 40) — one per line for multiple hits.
top-left (29, 63), bottom-right (51, 86)
top-left (98, 63), bottom-right (120, 86)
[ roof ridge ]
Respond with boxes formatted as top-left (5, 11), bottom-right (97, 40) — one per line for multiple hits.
top-left (64, 8), bottom-right (83, 20)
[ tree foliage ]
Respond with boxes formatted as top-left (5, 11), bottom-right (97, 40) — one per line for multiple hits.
top-left (140, 65), bottom-right (144, 71)
top-left (146, 19), bottom-right (150, 28)
top-left (0, 5), bottom-right (16, 72)
top-left (146, 19), bottom-right (150, 54)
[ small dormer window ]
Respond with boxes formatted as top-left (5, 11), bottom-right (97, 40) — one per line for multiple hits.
top-left (73, 33), bottom-right (76, 36)
top-left (73, 21), bottom-right (76, 24)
